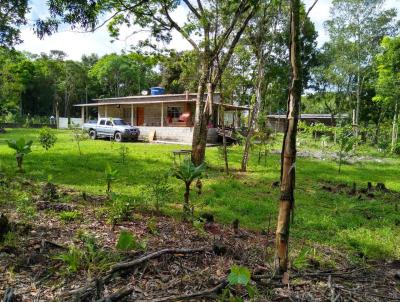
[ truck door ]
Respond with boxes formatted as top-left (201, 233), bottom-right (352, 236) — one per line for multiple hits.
top-left (98, 119), bottom-right (106, 135)
top-left (105, 120), bottom-right (113, 137)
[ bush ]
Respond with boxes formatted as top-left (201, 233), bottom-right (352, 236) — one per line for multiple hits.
top-left (147, 172), bottom-right (172, 212)
top-left (392, 142), bottom-right (400, 155)
top-left (39, 127), bottom-right (57, 150)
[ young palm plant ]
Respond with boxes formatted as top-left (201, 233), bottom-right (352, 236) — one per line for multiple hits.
top-left (172, 159), bottom-right (205, 221)
top-left (105, 164), bottom-right (118, 194)
top-left (7, 138), bottom-right (33, 172)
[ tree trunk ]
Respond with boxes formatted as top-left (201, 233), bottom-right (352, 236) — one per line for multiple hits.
top-left (183, 182), bottom-right (191, 221)
top-left (391, 101), bottom-right (398, 151)
top-left (275, 0), bottom-right (301, 274)
top-left (241, 52), bottom-right (264, 172)
top-left (218, 104), bottom-right (229, 174)
top-left (191, 60), bottom-right (211, 166)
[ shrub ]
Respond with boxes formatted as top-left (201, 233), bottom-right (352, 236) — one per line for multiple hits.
top-left (147, 172), bottom-right (172, 212)
top-left (392, 142), bottom-right (400, 155)
top-left (38, 127), bottom-right (57, 150)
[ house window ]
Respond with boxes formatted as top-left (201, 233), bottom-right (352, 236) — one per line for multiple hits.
top-left (167, 106), bottom-right (182, 119)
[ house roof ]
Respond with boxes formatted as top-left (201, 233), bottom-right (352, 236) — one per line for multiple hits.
top-left (267, 113), bottom-right (349, 119)
top-left (74, 93), bottom-right (249, 110)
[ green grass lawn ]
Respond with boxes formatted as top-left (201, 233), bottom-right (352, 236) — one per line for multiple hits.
top-left (1, 128), bottom-right (399, 265)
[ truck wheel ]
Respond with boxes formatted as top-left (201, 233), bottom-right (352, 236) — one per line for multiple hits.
top-left (89, 130), bottom-right (97, 140)
top-left (114, 132), bottom-right (123, 142)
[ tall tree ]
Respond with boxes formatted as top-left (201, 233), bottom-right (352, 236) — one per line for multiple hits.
top-left (324, 0), bottom-right (398, 135)
top-left (275, 0), bottom-right (301, 274)
top-left (373, 36), bottom-right (400, 150)
top-left (0, 0), bottom-right (29, 47)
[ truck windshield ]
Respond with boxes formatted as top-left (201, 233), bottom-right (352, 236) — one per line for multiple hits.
top-left (113, 119), bottom-right (128, 126)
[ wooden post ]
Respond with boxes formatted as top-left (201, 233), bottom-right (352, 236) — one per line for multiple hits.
top-left (105, 106), bottom-right (108, 118)
top-left (56, 101), bottom-right (59, 129)
top-left (161, 102), bottom-right (164, 127)
top-left (217, 105), bottom-right (220, 126)
top-left (131, 104), bottom-right (134, 126)
top-left (81, 106), bottom-right (85, 125)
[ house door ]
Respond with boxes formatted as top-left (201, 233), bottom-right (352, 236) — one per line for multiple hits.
top-left (137, 107), bottom-right (144, 126)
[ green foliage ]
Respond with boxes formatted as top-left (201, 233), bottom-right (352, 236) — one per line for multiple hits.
top-left (392, 142), bottom-right (400, 155)
top-left (107, 194), bottom-right (133, 225)
top-left (105, 164), bottom-right (118, 194)
top-left (38, 127), bottom-right (57, 150)
top-left (228, 265), bottom-right (251, 285)
top-left (147, 172), bottom-right (172, 212)
top-left (2, 231), bottom-right (17, 248)
top-left (55, 244), bottom-right (83, 273)
top-left (56, 231), bottom-right (120, 275)
top-left (7, 138), bottom-right (33, 171)
top-left (172, 159), bottom-right (205, 220)
top-left (337, 127), bottom-right (357, 173)
top-left (59, 210), bottom-right (81, 222)
top-left (220, 265), bottom-right (257, 301)
top-left (115, 230), bottom-right (146, 251)
top-left (172, 159), bottom-right (205, 186)
top-left (119, 145), bottom-right (129, 164)
top-left (71, 128), bottom-right (87, 156)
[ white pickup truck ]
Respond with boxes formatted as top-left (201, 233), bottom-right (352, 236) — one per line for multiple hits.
top-left (82, 118), bottom-right (140, 142)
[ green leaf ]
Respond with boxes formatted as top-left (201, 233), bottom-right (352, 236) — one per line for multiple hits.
top-left (115, 230), bottom-right (135, 251)
top-left (228, 265), bottom-right (251, 286)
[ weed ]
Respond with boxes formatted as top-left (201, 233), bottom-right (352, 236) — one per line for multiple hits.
top-left (115, 230), bottom-right (147, 252)
top-left (147, 172), bottom-right (172, 212)
top-left (147, 217), bottom-right (158, 235)
top-left (59, 210), bottom-right (82, 222)
top-left (107, 194), bottom-right (133, 225)
top-left (119, 145), bottom-right (129, 164)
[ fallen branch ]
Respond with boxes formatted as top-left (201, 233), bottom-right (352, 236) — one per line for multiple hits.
top-left (138, 280), bottom-right (229, 302)
top-left (95, 286), bottom-right (135, 302)
top-left (109, 247), bottom-right (210, 274)
top-left (61, 247), bottom-right (210, 301)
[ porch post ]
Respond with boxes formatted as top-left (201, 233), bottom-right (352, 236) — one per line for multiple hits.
top-left (161, 102), bottom-right (164, 127)
top-left (81, 106), bottom-right (85, 124)
top-left (98, 107), bottom-right (100, 120)
top-left (217, 105), bottom-right (220, 126)
top-left (131, 104), bottom-right (134, 126)
top-left (105, 106), bottom-right (108, 118)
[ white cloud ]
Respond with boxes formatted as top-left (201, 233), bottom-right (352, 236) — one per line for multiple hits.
top-left (16, 0), bottom-right (400, 59)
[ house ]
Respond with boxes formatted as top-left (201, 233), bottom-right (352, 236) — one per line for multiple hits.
top-left (74, 91), bottom-right (248, 144)
top-left (266, 113), bottom-right (349, 132)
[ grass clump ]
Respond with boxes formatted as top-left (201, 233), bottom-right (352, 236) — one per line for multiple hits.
top-left (59, 210), bottom-right (82, 222)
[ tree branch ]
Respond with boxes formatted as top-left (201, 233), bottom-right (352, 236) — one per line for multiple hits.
top-left (162, 4), bottom-right (200, 51)
top-left (182, 0), bottom-right (201, 20)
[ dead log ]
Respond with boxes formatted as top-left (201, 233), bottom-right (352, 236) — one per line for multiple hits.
top-left (139, 280), bottom-right (228, 302)
top-left (95, 286), bottom-right (134, 302)
top-left (109, 247), bottom-right (209, 274)
top-left (2, 288), bottom-right (14, 302)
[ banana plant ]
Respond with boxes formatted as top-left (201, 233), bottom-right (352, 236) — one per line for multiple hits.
top-left (7, 138), bottom-right (33, 172)
top-left (105, 164), bottom-right (118, 194)
top-left (172, 159), bottom-right (205, 221)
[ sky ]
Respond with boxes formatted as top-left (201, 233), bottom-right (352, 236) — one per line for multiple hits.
top-left (16, 0), bottom-right (400, 61)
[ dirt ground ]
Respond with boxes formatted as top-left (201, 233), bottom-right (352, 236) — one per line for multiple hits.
top-left (0, 180), bottom-right (399, 301)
